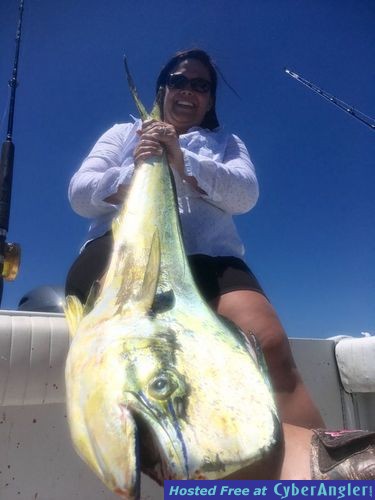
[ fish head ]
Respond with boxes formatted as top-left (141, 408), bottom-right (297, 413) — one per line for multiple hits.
top-left (65, 312), bottom-right (195, 499)
top-left (65, 269), bottom-right (280, 496)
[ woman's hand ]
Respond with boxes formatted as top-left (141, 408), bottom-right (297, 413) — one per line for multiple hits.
top-left (134, 119), bottom-right (206, 194)
top-left (134, 119), bottom-right (184, 172)
top-left (133, 121), bottom-right (164, 165)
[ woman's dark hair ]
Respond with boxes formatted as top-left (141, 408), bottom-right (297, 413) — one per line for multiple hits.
top-left (156, 49), bottom-right (219, 130)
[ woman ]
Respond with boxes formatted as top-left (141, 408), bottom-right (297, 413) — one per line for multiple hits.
top-left (66, 49), bottom-right (375, 480)
top-left (66, 48), bottom-right (323, 429)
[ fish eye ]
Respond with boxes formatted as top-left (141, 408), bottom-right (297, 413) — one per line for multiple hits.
top-left (148, 374), bottom-right (177, 400)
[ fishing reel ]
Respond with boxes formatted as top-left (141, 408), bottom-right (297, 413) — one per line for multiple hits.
top-left (1, 241), bottom-right (21, 281)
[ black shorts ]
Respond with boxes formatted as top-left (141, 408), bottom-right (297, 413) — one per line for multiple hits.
top-left (188, 254), bottom-right (265, 302)
top-left (65, 232), bottom-right (265, 303)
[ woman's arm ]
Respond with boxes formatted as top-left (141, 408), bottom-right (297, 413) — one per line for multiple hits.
top-left (134, 121), bottom-right (258, 215)
top-left (181, 134), bottom-right (259, 215)
top-left (68, 123), bottom-right (137, 218)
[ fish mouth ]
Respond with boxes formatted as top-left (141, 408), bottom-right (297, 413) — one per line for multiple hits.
top-left (132, 410), bottom-right (176, 484)
top-left (72, 399), bottom-right (185, 500)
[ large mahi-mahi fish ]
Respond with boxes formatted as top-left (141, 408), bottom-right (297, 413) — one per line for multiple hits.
top-left (65, 62), bottom-right (280, 499)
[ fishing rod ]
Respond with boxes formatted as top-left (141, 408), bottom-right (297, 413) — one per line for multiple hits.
top-left (285, 68), bottom-right (375, 132)
top-left (0, 0), bottom-right (24, 305)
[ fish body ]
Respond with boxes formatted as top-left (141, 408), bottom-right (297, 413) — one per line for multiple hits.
top-left (65, 69), bottom-right (280, 499)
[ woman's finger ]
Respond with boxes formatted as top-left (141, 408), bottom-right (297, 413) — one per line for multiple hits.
top-left (141, 121), bottom-right (176, 141)
top-left (134, 151), bottom-right (163, 165)
top-left (135, 146), bottom-right (163, 156)
top-left (134, 141), bottom-right (163, 163)
top-left (135, 141), bottom-right (163, 153)
top-left (141, 119), bottom-right (158, 132)
top-left (137, 137), bottom-right (163, 147)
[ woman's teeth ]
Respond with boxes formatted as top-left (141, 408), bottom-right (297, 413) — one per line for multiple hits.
top-left (176, 101), bottom-right (194, 108)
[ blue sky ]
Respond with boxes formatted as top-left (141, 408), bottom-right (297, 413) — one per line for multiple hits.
top-left (0, 0), bottom-right (374, 339)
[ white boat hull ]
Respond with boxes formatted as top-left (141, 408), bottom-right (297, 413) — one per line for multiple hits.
top-left (0, 311), bottom-right (374, 499)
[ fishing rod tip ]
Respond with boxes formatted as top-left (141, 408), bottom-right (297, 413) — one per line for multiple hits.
top-left (284, 68), bottom-right (299, 79)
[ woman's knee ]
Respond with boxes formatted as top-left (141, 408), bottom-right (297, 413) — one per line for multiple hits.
top-left (252, 322), bottom-right (288, 353)
top-left (248, 325), bottom-right (300, 392)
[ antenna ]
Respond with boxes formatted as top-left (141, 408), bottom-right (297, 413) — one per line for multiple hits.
top-left (0, 0), bottom-right (24, 305)
top-left (285, 68), bottom-right (375, 132)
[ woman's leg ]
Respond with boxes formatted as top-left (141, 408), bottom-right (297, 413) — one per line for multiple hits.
top-left (280, 424), bottom-right (313, 479)
top-left (281, 426), bottom-right (375, 480)
top-left (224, 424), bottom-right (312, 480)
top-left (209, 289), bottom-right (324, 429)
top-left (227, 423), bottom-right (375, 480)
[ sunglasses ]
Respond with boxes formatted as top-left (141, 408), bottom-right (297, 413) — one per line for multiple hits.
top-left (166, 73), bottom-right (212, 94)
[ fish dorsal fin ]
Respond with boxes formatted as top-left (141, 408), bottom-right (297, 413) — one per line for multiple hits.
top-left (64, 295), bottom-right (84, 338)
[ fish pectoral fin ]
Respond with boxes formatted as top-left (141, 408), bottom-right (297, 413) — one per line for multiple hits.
top-left (138, 229), bottom-right (161, 311)
top-left (64, 295), bottom-right (84, 337)
top-left (115, 230), bottom-right (161, 314)
top-left (112, 216), bottom-right (120, 240)
top-left (83, 280), bottom-right (101, 315)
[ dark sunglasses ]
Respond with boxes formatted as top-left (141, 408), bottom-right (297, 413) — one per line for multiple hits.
top-left (166, 73), bottom-right (212, 94)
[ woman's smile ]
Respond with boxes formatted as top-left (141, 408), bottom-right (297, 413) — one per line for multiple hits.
top-left (174, 99), bottom-right (195, 110)
top-left (163, 59), bottom-right (212, 134)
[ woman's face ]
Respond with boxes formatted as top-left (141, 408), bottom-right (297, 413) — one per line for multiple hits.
top-left (162, 58), bottom-right (213, 134)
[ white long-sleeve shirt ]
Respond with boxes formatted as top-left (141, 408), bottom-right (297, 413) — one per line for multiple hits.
top-left (69, 120), bottom-right (259, 258)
